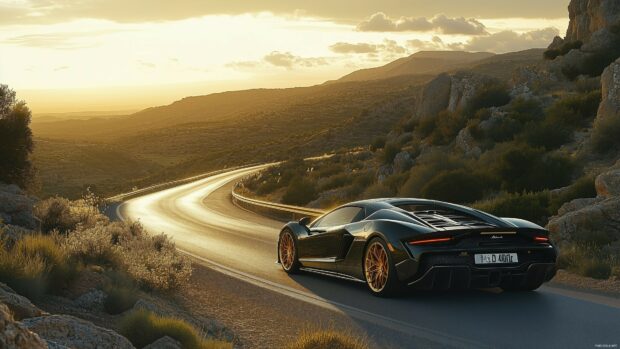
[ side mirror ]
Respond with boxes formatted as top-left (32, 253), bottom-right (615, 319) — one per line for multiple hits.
top-left (299, 217), bottom-right (311, 227)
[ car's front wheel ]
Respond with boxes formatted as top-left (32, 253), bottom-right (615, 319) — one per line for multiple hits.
top-left (364, 237), bottom-right (401, 297)
top-left (278, 229), bottom-right (300, 273)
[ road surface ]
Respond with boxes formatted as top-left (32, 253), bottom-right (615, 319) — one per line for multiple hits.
top-left (116, 165), bottom-right (620, 348)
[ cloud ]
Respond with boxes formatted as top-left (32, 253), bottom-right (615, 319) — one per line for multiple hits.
top-left (329, 39), bottom-right (407, 56)
top-left (431, 15), bottom-right (486, 35)
top-left (457, 27), bottom-right (559, 53)
top-left (329, 42), bottom-right (378, 54)
top-left (3, 30), bottom-right (117, 49)
top-left (228, 51), bottom-right (329, 70)
top-left (356, 12), bottom-right (487, 35)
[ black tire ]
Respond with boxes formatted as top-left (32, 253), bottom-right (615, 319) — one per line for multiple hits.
top-left (363, 237), bottom-right (402, 297)
top-left (278, 229), bottom-right (301, 274)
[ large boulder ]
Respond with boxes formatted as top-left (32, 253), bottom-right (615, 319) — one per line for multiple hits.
top-left (596, 58), bottom-right (620, 122)
top-left (0, 183), bottom-right (37, 229)
top-left (392, 151), bottom-right (413, 173)
top-left (455, 128), bottom-right (481, 158)
top-left (565, 0), bottom-right (620, 42)
top-left (23, 315), bottom-right (135, 349)
top-left (0, 303), bottom-right (47, 349)
top-left (0, 283), bottom-right (44, 321)
top-left (416, 73), bottom-right (451, 120)
top-left (547, 162), bottom-right (620, 244)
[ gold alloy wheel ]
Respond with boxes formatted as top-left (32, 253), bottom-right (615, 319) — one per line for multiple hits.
top-left (279, 232), bottom-right (295, 270)
top-left (364, 241), bottom-right (389, 292)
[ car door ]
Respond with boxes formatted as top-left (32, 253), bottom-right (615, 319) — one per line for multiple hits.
top-left (299, 206), bottom-right (364, 271)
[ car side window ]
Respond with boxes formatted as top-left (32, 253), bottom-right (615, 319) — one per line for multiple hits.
top-left (313, 206), bottom-right (363, 228)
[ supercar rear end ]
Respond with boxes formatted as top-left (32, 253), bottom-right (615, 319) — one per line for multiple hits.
top-left (393, 206), bottom-right (557, 291)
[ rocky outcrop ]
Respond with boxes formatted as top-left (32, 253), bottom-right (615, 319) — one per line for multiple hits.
top-left (416, 73), bottom-right (451, 120)
top-left (143, 336), bottom-right (182, 349)
top-left (23, 315), bottom-right (134, 349)
top-left (0, 303), bottom-right (47, 349)
top-left (0, 183), bottom-right (37, 230)
top-left (455, 128), bottom-right (481, 158)
top-left (74, 289), bottom-right (106, 312)
top-left (565, 0), bottom-right (620, 42)
top-left (415, 72), bottom-right (490, 120)
top-left (375, 165), bottom-right (394, 183)
top-left (0, 283), bottom-right (44, 321)
top-left (596, 58), bottom-right (620, 121)
top-left (548, 161), bottom-right (620, 244)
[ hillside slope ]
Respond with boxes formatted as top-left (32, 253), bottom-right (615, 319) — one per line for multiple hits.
top-left (332, 51), bottom-right (494, 83)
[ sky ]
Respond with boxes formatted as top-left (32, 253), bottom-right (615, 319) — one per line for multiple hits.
top-left (0, 0), bottom-right (570, 114)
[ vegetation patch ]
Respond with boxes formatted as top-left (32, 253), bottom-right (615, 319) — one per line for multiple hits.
top-left (287, 329), bottom-right (369, 349)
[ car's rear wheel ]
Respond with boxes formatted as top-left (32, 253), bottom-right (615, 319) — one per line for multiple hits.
top-left (364, 238), bottom-right (401, 297)
top-left (278, 230), bottom-right (300, 273)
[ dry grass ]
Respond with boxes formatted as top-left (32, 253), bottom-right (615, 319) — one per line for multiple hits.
top-left (287, 329), bottom-right (370, 349)
top-left (120, 309), bottom-right (232, 349)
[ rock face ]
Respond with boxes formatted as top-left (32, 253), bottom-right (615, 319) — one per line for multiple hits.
top-left (547, 162), bottom-right (620, 244)
top-left (74, 289), bottom-right (106, 312)
top-left (0, 283), bottom-right (44, 321)
top-left (0, 303), bottom-right (47, 349)
top-left (0, 183), bottom-right (37, 229)
top-left (597, 58), bottom-right (620, 121)
top-left (565, 0), bottom-right (620, 42)
top-left (455, 128), bottom-right (481, 158)
top-left (392, 151), bottom-right (413, 173)
top-left (23, 315), bottom-right (135, 349)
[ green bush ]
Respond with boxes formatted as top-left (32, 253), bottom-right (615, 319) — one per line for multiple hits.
top-left (0, 234), bottom-right (76, 299)
top-left (428, 110), bottom-right (466, 145)
top-left (282, 177), bottom-right (317, 206)
top-left (34, 196), bottom-right (78, 234)
top-left (545, 91), bottom-right (601, 128)
top-left (381, 142), bottom-right (401, 164)
top-left (0, 85), bottom-right (34, 188)
top-left (464, 82), bottom-right (511, 116)
top-left (520, 121), bottom-right (571, 150)
top-left (420, 169), bottom-right (487, 204)
top-left (104, 285), bottom-right (139, 314)
top-left (474, 191), bottom-right (550, 225)
top-left (287, 329), bottom-right (369, 349)
top-left (120, 310), bottom-right (231, 349)
top-left (507, 97), bottom-right (544, 123)
top-left (543, 40), bottom-right (583, 60)
top-left (319, 173), bottom-right (350, 192)
top-left (495, 143), bottom-right (574, 192)
top-left (363, 183), bottom-right (394, 199)
top-left (398, 153), bottom-right (468, 197)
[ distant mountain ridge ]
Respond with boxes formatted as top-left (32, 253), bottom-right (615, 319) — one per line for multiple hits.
top-left (330, 51), bottom-right (495, 83)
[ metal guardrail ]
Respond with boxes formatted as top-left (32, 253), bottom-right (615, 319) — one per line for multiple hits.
top-left (231, 185), bottom-right (326, 221)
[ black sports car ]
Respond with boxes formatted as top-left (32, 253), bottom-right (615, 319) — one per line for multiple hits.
top-left (277, 198), bottom-right (557, 296)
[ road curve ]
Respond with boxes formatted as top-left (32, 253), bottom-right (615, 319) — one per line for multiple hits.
top-left (117, 166), bottom-right (620, 349)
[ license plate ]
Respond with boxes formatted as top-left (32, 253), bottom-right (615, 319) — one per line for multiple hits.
top-left (474, 253), bottom-right (518, 264)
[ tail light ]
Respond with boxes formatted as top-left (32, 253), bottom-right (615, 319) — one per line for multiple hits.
top-left (533, 236), bottom-right (549, 242)
top-left (409, 237), bottom-right (452, 245)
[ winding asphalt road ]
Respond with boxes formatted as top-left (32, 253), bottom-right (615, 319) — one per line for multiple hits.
top-left (116, 165), bottom-right (620, 348)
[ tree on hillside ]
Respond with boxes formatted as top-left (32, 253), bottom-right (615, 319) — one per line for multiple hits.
top-left (0, 85), bottom-right (34, 188)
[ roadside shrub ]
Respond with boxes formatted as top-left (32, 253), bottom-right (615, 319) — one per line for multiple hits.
top-left (104, 285), bottom-right (139, 314)
top-left (428, 110), bottom-right (466, 145)
top-left (0, 234), bottom-right (75, 299)
top-left (34, 196), bottom-right (78, 234)
top-left (363, 183), bottom-right (394, 199)
top-left (474, 191), bottom-right (550, 226)
top-left (399, 153), bottom-right (468, 197)
top-left (579, 259), bottom-right (612, 280)
top-left (287, 329), bottom-right (369, 349)
top-left (520, 121), bottom-right (571, 150)
top-left (381, 142), bottom-right (401, 164)
top-left (120, 310), bottom-right (231, 349)
top-left (420, 169), bottom-right (487, 204)
top-left (464, 82), bottom-right (511, 117)
top-left (282, 177), bottom-right (317, 206)
top-left (120, 232), bottom-right (192, 291)
top-left (319, 173), bottom-right (350, 192)
top-left (545, 91), bottom-right (601, 128)
top-left (495, 143), bottom-right (574, 192)
top-left (556, 243), bottom-right (613, 279)
top-left (507, 97), bottom-right (544, 123)
top-left (63, 223), bottom-right (122, 268)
